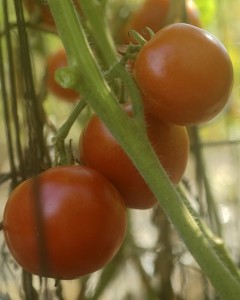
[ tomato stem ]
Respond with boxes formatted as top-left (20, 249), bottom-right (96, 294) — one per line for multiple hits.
top-left (47, 0), bottom-right (240, 298)
top-left (79, 0), bottom-right (117, 68)
top-left (53, 99), bottom-right (87, 166)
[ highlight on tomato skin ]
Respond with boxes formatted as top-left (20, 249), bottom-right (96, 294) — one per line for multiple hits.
top-left (46, 48), bottom-right (80, 102)
top-left (133, 23), bottom-right (234, 126)
top-left (80, 104), bottom-right (189, 210)
top-left (3, 165), bottom-right (127, 280)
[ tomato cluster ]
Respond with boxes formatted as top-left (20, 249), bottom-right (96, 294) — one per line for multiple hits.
top-left (3, 0), bottom-right (233, 283)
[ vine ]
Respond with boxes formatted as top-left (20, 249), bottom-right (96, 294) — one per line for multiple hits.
top-left (45, 0), bottom-right (240, 299)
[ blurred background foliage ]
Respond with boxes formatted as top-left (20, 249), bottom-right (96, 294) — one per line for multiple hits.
top-left (0, 0), bottom-right (240, 299)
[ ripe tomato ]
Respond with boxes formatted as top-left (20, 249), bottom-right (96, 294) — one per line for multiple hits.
top-left (120, 0), bottom-right (170, 44)
top-left (3, 166), bottom-right (127, 279)
top-left (46, 48), bottom-right (79, 102)
top-left (80, 105), bottom-right (189, 209)
top-left (133, 23), bottom-right (233, 126)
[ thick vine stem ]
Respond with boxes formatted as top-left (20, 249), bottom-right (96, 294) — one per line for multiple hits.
top-left (79, 0), bottom-right (117, 68)
top-left (48, 0), bottom-right (240, 298)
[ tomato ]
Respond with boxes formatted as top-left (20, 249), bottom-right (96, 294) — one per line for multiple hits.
top-left (133, 23), bottom-right (233, 126)
top-left (23, 0), bottom-right (82, 29)
top-left (3, 166), bottom-right (127, 279)
top-left (120, 0), bottom-right (170, 44)
top-left (46, 48), bottom-right (79, 102)
top-left (80, 105), bottom-right (189, 209)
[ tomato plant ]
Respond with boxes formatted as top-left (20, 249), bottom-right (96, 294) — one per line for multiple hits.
top-left (133, 23), bottom-right (233, 126)
top-left (46, 48), bottom-right (80, 102)
top-left (3, 165), bottom-right (127, 280)
top-left (80, 105), bottom-right (189, 209)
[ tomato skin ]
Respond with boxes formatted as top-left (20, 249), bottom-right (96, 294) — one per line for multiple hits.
top-left (46, 49), bottom-right (79, 102)
top-left (80, 105), bottom-right (189, 209)
top-left (3, 166), bottom-right (127, 279)
top-left (133, 23), bottom-right (233, 126)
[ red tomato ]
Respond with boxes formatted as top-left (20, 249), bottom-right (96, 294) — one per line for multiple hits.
top-left (80, 105), bottom-right (189, 209)
top-left (120, 0), bottom-right (170, 44)
top-left (133, 23), bottom-right (233, 126)
top-left (3, 166), bottom-right (127, 279)
top-left (46, 48), bottom-right (79, 102)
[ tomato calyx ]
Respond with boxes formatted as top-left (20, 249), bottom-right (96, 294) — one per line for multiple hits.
top-left (119, 29), bottom-right (156, 70)
top-left (128, 30), bottom-right (147, 46)
top-left (105, 43), bottom-right (142, 81)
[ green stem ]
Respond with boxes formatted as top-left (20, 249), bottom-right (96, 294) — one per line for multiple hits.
top-left (48, 1), bottom-right (240, 298)
top-left (53, 99), bottom-right (87, 166)
top-left (54, 99), bottom-right (87, 141)
top-left (79, 0), bottom-right (117, 68)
